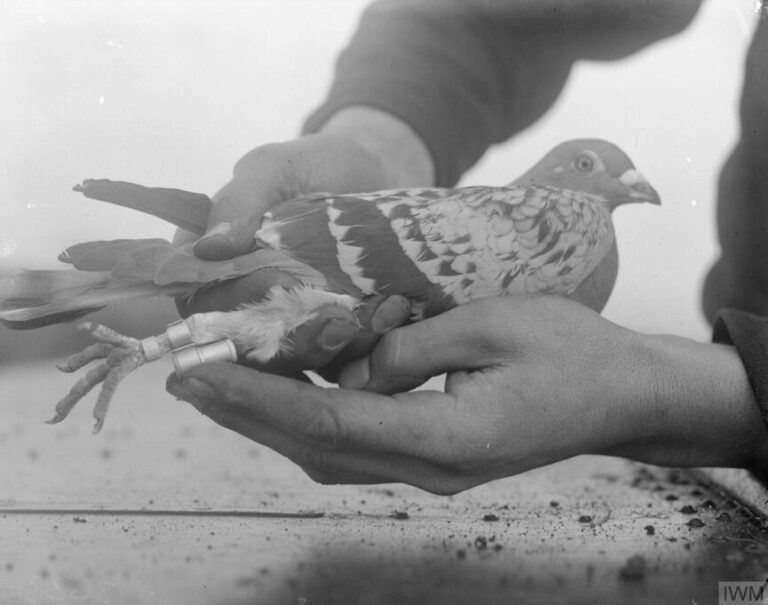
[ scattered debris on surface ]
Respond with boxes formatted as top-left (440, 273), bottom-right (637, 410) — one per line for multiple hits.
top-left (679, 505), bottom-right (697, 515)
top-left (644, 524), bottom-right (656, 536)
top-left (72, 517), bottom-right (87, 524)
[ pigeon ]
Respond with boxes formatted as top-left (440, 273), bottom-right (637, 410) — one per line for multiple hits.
top-left (0, 139), bottom-right (660, 432)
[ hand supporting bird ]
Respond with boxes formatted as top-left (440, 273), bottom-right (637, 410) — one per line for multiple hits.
top-left (0, 138), bottom-right (660, 433)
top-left (165, 295), bottom-right (764, 493)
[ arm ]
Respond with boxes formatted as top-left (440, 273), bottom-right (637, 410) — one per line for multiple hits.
top-left (304, 0), bottom-right (704, 186)
top-left (700, 14), bottom-right (768, 478)
top-left (703, 12), bottom-right (768, 321)
top-left (196, 0), bottom-right (704, 256)
top-left (166, 296), bottom-right (768, 493)
top-left (711, 308), bottom-right (768, 480)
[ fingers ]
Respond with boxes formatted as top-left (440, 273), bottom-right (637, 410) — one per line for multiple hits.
top-left (192, 189), bottom-right (266, 261)
top-left (249, 294), bottom-right (409, 378)
top-left (192, 204), bottom-right (263, 261)
top-left (165, 364), bottom-right (488, 494)
top-left (315, 295), bottom-right (411, 382)
top-left (192, 135), bottom-right (396, 262)
top-left (169, 363), bottom-right (450, 456)
top-left (258, 305), bottom-right (360, 375)
top-left (337, 300), bottom-right (509, 393)
top-left (193, 143), bottom-right (305, 261)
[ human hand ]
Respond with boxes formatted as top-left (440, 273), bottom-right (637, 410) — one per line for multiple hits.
top-left (174, 107), bottom-right (433, 375)
top-left (166, 295), bottom-right (766, 494)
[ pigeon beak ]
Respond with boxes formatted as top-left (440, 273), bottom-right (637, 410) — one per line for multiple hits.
top-left (618, 169), bottom-right (661, 205)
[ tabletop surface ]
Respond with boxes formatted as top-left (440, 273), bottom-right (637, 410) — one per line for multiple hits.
top-left (2, 359), bottom-right (768, 605)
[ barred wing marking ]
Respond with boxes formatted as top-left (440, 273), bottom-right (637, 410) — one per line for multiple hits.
top-left (257, 185), bottom-right (615, 315)
top-left (257, 192), bottom-right (454, 315)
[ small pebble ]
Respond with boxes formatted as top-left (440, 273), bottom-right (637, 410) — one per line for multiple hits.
top-left (715, 512), bottom-right (732, 523)
top-left (679, 505), bottom-right (697, 515)
top-left (578, 515), bottom-right (593, 523)
top-left (686, 518), bottom-right (705, 528)
top-left (483, 514), bottom-right (499, 522)
top-left (644, 525), bottom-right (656, 536)
top-left (390, 511), bottom-right (409, 520)
top-left (474, 536), bottom-right (488, 550)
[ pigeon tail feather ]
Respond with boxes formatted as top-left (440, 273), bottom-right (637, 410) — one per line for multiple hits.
top-left (0, 270), bottom-right (186, 329)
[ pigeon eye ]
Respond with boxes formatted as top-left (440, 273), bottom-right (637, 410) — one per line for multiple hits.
top-left (575, 154), bottom-right (594, 172)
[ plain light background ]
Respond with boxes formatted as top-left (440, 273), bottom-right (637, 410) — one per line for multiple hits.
top-left (0, 0), bottom-right (761, 359)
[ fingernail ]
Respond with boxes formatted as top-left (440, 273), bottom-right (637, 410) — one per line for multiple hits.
top-left (194, 222), bottom-right (233, 249)
top-left (166, 376), bottom-right (217, 410)
top-left (319, 318), bottom-right (357, 352)
top-left (371, 296), bottom-right (410, 333)
top-left (338, 357), bottom-right (370, 390)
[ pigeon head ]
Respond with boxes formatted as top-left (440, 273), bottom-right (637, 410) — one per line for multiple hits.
top-left (514, 139), bottom-right (661, 208)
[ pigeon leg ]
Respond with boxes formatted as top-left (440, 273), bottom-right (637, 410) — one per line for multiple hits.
top-left (50, 316), bottom-right (237, 433)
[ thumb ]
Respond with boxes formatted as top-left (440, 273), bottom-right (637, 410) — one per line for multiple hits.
top-left (193, 177), bottom-right (280, 260)
top-left (337, 302), bottom-right (506, 393)
top-left (192, 206), bottom-right (262, 261)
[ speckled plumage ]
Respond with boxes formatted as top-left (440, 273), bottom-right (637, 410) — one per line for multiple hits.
top-left (256, 183), bottom-right (616, 319)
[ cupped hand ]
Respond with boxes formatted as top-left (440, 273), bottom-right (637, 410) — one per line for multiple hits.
top-left (165, 296), bottom-right (667, 494)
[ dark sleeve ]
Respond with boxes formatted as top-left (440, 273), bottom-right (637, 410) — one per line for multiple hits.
top-left (303, 0), bottom-right (703, 186)
top-left (713, 308), bottom-right (768, 479)
top-left (702, 11), bottom-right (768, 321)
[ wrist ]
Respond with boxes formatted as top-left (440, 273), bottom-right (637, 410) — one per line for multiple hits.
top-left (318, 106), bottom-right (435, 187)
top-left (605, 333), bottom-right (767, 469)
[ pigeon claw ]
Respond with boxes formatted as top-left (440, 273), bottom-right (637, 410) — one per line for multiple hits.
top-left (51, 322), bottom-right (146, 434)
